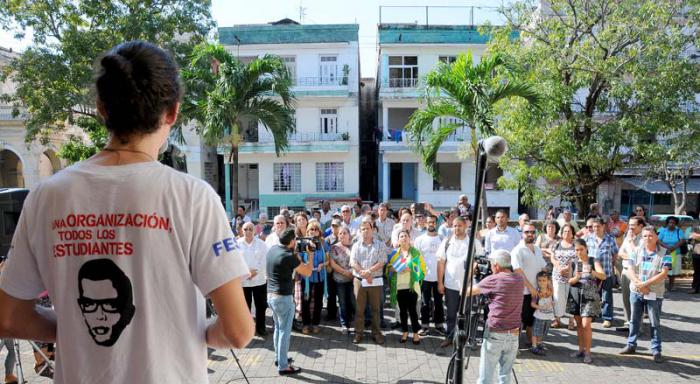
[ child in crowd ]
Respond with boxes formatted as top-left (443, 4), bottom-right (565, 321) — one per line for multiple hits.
top-left (531, 271), bottom-right (554, 355)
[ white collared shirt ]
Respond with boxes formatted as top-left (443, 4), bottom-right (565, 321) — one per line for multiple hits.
top-left (237, 237), bottom-right (269, 287)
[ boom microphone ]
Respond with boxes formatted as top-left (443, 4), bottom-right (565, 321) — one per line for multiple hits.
top-left (479, 136), bottom-right (508, 160)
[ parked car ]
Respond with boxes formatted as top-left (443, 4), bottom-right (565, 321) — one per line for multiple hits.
top-left (648, 214), bottom-right (696, 228)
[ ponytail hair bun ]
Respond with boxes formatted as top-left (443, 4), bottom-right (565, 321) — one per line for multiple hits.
top-left (96, 41), bottom-right (181, 143)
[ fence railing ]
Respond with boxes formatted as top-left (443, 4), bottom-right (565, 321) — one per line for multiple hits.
top-left (255, 131), bottom-right (350, 143)
top-left (295, 76), bottom-right (350, 87)
top-left (0, 105), bottom-right (27, 120)
top-left (384, 128), bottom-right (469, 142)
top-left (384, 77), bottom-right (419, 88)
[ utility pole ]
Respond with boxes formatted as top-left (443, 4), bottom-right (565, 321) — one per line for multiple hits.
top-left (299, 1), bottom-right (307, 23)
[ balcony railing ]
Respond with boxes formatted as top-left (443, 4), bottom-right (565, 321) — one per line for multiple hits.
top-left (0, 105), bottom-right (27, 121)
top-left (384, 128), bottom-right (469, 143)
top-left (295, 76), bottom-right (349, 87)
top-left (385, 77), bottom-right (419, 88)
top-left (255, 131), bottom-right (350, 143)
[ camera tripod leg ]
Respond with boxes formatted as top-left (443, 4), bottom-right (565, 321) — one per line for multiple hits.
top-left (12, 340), bottom-right (24, 384)
top-left (206, 299), bottom-right (250, 384)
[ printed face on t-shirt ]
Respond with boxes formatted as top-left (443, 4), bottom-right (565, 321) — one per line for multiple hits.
top-left (79, 279), bottom-right (122, 344)
top-left (77, 259), bottom-right (135, 347)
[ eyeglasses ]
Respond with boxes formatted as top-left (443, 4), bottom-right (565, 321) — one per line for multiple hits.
top-left (78, 297), bottom-right (120, 313)
top-left (243, 228), bottom-right (254, 231)
top-left (586, 225), bottom-right (593, 229)
top-left (523, 230), bottom-right (536, 234)
top-left (308, 228), bottom-right (320, 232)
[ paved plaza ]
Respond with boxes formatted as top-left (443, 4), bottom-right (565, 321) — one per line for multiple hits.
top-left (4, 279), bottom-right (699, 383)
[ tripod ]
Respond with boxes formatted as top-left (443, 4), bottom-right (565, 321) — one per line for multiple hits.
top-left (206, 300), bottom-right (250, 384)
top-left (12, 339), bottom-right (54, 383)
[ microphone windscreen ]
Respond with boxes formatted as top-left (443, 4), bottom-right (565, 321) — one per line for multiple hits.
top-left (482, 136), bottom-right (507, 159)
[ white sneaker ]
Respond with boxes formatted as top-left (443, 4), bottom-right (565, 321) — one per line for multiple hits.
top-left (341, 327), bottom-right (350, 335)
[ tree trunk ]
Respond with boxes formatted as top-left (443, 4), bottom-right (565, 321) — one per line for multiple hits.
top-left (575, 182), bottom-right (597, 218)
top-left (231, 144), bottom-right (239, 220)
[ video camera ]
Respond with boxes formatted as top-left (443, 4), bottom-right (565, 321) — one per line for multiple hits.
top-left (295, 236), bottom-right (321, 253)
top-left (474, 255), bottom-right (492, 282)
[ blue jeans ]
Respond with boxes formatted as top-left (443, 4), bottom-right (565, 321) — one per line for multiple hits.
top-left (627, 292), bottom-right (663, 354)
top-left (336, 281), bottom-right (356, 328)
top-left (478, 328), bottom-right (519, 384)
top-left (268, 294), bottom-right (295, 370)
top-left (600, 276), bottom-right (615, 321)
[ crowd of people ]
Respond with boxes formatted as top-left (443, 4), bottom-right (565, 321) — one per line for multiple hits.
top-left (232, 198), bottom-right (695, 378)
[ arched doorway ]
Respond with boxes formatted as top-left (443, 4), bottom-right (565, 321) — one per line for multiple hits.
top-left (0, 149), bottom-right (25, 188)
top-left (39, 149), bottom-right (61, 179)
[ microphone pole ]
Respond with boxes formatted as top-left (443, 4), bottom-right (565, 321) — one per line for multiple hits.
top-left (450, 136), bottom-right (506, 384)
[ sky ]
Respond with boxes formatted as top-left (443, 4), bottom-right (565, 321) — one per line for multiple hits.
top-left (0, 1), bottom-right (509, 76)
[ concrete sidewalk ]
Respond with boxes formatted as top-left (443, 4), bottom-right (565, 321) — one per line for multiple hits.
top-left (4, 279), bottom-right (699, 383)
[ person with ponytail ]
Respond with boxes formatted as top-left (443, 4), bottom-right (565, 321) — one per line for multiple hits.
top-left (0, 41), bottom-right (254, 383)
top-left (387, 230), bottom-right (426, 344)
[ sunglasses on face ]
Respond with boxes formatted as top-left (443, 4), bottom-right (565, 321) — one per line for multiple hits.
top-left (78, 297), bottom-right (120, 313)
top-left (523, 230), bottom-right (536, 234)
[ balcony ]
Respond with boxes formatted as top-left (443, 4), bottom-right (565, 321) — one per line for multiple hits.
top-left (258, 131), bottom-right (349, 143)
top-left (0, 105), bottom-right (27, 121)
top-left (379, 77), bottom-right (420, 99)
top-left (385, 77), bottom-right (419, 88)
top-left (239, 130), bottom-right (351, 154)
top-left (291, 76), bottom-right (355, 97)
top-left (380, 128), bottom-right (470, 153)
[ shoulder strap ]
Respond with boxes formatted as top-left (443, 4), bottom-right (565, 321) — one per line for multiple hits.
top-left (444, 235), bottom-right (454, 254)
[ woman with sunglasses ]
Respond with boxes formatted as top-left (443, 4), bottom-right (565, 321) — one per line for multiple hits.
top-left (300, 222), bottom-right (331, 334)
top-left (329, 227), bottom-right (356, 334)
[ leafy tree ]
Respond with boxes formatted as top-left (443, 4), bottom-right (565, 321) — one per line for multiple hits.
top-left (183, 43), bottom-right (295, 216)
top-left (490, 0), bottom-right (700, 215)
top-left (0, 0), bottom-right (214, 162)
top-left (405, 51), bottom-right (540, 220)
top-left (406, 51), bottom-right (539, 176)
top-left (644, 131), bottom-right (700, 215)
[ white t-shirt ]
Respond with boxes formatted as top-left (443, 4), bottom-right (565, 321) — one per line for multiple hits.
top-left (414, 233), bottom-right (443, 282)
top-left (237, 237), bottom-right (269, 287)
top-left (437, 236), bottom-right (472, 291)
top-left (0, 161), bottom-right (248, 384)
top-left (511, 242), bottom-right (547, 295)
top-left (265, 232), bottom-right (281, 248)
top-left (484, 226), bottom-right (521, 255)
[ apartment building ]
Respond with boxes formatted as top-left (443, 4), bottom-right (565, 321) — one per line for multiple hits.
top-left (218, 19), bottom-right (361, 216)
top-left (376, 23), bottom-right (520, 217)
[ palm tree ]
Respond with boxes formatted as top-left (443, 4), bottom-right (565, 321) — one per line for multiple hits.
top-left (182, 43), bottom-right (295, 218)
top-left (405, 51), bottom-right (540, 220)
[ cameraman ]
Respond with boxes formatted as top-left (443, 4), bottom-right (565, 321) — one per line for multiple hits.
top-left (266, 228), bottom-right (313, 375)
top-left (465, 250), bottom-right (524, 384)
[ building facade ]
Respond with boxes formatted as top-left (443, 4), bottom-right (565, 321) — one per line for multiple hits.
top-left (376, 24), bottom-right (520, 217)
top-left (218, 21), bottom-right (361, 217)
top-left (0, 47), bottom-right (65, 190)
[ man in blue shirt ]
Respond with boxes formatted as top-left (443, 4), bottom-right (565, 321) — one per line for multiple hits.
top-left (587, 216), bottom-right (618, 328)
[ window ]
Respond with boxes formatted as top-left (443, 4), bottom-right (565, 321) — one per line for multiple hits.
top-left (273, 163), bottom-right (301, 192)
top-left (484, 165), bottom-right (504, 190)
top-left (320, 109), bottom-right (338, 134)
top-left (281, 56), bottom-right (296, 82)
top-left (439, 56), bottom-right (457, 64)
top-left (316, 162), bottom-right (344, 192)
top-left (320, 55), bottom-right (338, 85)
top-left (388, 56), bottom-right (418, 88)
top-left (433, 163), bottom-right (461, 191)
